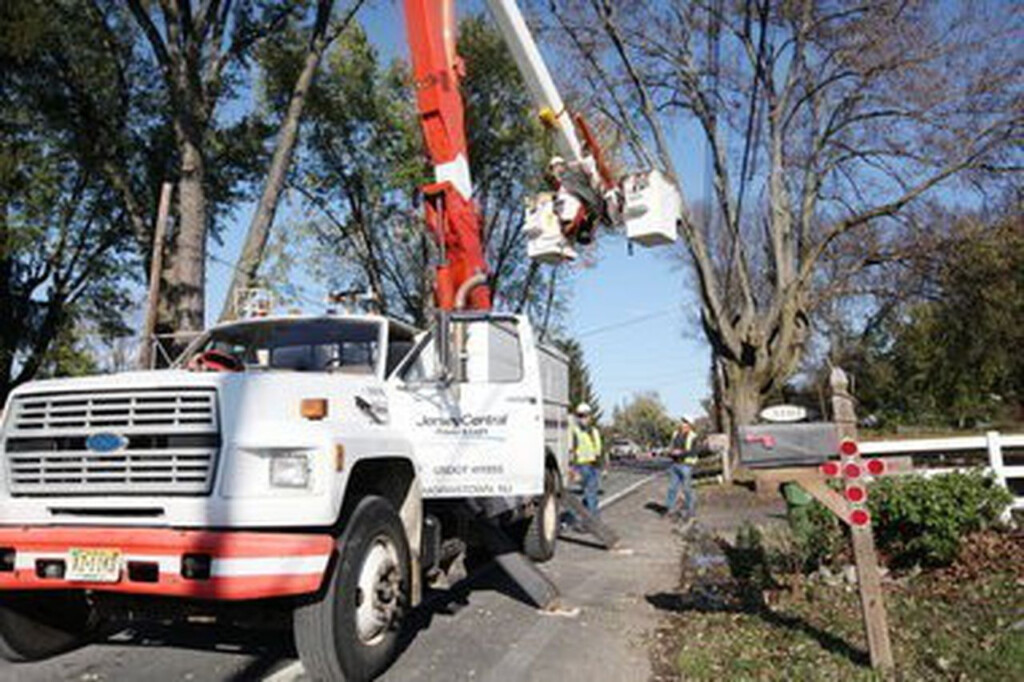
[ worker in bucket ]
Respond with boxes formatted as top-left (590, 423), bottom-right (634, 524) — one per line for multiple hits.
top-left (665, 417), bottom-right (699, 520)
top-left (570, 402), bottom-right (604, 523)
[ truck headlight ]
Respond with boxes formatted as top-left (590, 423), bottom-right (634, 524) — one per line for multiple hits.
top-left (269, 453), bottom-right (311, 489)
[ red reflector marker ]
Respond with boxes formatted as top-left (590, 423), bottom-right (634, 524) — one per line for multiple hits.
top-left (839, 439), bottom-right (859, 457)
top-left (866, 458), bottom-right (885, 476)
top-left (820, 461), bottom-right (841, 477)
top-left (845, 486), bottom-right (866, 503)
top-left (844, 462), bottom-right (862, 479)
top-left (850, 509), bottom-right (871, 526)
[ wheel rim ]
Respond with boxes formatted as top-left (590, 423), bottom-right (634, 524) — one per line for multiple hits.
top-left (354, 535), bottom-right (402, 646)
top-left (542, 493), bottom-right (558, 543)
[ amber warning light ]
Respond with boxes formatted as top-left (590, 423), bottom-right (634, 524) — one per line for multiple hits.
top-left (301, 398), bottom-right (328, 421)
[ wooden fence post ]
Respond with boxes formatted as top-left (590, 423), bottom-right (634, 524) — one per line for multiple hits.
top-left (830, 367), bottom-right (895, 675)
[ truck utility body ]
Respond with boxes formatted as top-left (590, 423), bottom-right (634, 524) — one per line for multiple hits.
top-left (0, 312), bottom-right (568, 677)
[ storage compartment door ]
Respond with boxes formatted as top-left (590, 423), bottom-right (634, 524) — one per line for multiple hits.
top-left (392, 318), bottom-right (545, 498)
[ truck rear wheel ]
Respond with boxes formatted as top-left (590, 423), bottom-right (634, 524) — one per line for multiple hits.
top-left (0, 592), bottom-right (99, 662)
top-left (523, 467), bottom-right (560, 562)
top-left (294, 496), bottom-right (411, 682)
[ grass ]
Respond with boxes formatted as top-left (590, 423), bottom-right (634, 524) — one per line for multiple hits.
top-left (650, 530), bottom-right (1024, 681)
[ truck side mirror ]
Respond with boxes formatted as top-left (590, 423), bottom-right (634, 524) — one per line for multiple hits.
top-left (433, 311), bottom-right (466, 385)
top-left (434, 311), bottom-right (452, 384)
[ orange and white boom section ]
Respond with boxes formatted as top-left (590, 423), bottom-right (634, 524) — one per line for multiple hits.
top-left (403, 0), bottom-right (491, 311)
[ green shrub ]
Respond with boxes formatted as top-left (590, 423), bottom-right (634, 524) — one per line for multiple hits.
top-left (789, 498), bottom-right (846, 571)
top-left (729, 523), bottom-right (770, 584)
top-left (725, 523), bottom-right (777, 604)
top-left (788, 470), bottom-right (1012, 571)
top-left (868, 470), bottom-right (1012, 567)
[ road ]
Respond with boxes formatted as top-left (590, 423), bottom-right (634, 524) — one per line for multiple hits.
top-left (1, 465), bottom-right (673, 682)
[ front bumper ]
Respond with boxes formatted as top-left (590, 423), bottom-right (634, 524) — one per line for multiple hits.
top-left (0, 527), bottom-right (334, 601)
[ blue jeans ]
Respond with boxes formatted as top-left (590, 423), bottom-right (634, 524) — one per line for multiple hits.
top-left (573, 464), bottom-right (601, 518)
top-left (666, 463), bottom-right (695, 515)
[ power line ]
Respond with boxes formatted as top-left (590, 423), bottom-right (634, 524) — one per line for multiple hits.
top-left (598, 369), bottom-right (710, 391)
top-left (577, 306), bottom-right (678, 338)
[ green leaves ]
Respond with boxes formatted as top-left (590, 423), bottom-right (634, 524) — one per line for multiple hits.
top-left (262, 14), bottom-right (553, 326)
top-left (554, 338), bottom-right (602, 422)
top-left (847, 213), bottom-right (1024, 429)
top-left (611, 391), bottom-right (675, 448)
top-left (795, 471), bottom-right (1012, 570)
top-left (870, 471), bottom-right (1013, 567)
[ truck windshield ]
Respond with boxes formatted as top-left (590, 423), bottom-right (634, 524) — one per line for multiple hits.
top-left (184, 319), bottom-right (381, 374)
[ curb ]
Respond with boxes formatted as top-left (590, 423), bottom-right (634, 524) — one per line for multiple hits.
top-left (599, 473), bottom-right (658, 510)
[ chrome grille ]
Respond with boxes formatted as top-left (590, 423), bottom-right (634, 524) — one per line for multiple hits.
top-left (9, 390), bottom-right (216, 433)
top-left (3, 389), bottom-right (219, 496)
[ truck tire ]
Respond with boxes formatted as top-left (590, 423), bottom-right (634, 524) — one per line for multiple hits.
top-left (0, 592), bottom-right (99, 662)
top-left (294, 496), bottom-right (411, 682)
top-left (523, 467), bottom-right (560, 563)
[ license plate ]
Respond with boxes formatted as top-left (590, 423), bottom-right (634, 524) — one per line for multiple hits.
top-left (66, 548), bottom-right (122, 583)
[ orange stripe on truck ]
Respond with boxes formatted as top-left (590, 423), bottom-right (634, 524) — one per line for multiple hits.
top-left (0, 527), bottom-right (335, 600)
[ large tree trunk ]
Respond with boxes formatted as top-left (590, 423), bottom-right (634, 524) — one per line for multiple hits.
top-left (720, 361), bottom-right (763, 480)
top-left (160, 137), bottom-right (206, 351)
top-left (724, 365), bottom-right (762, 427)
top-left (219, 0), bottom-right (339, 322)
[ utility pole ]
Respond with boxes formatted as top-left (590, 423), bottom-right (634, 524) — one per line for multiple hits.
top-left (137, 182), bottom-right (173, 370)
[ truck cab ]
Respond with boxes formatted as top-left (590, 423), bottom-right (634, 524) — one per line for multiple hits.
top-left (0, 311), bottom-right (568, 679)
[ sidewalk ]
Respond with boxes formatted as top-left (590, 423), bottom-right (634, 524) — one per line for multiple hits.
top-left (375, 475), bottom-right (683, 682)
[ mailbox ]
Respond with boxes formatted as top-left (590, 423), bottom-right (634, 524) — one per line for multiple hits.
top-left (737, 422), bottom-right (839, 469)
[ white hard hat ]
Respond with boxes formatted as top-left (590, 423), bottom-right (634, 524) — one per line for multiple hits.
top-left (575, 402), bottom-right (592, 415)
top-left (548, 155), bottom-right (566, 169)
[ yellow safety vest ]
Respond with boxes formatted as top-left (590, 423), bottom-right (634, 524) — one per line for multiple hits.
top-left (572, 426), bottom-right (603, 464)
top-left (675, 430), bottom-right (698, 464)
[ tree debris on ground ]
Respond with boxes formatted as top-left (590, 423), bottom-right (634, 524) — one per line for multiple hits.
top-left (650, 523), bottom-right (1024, 680)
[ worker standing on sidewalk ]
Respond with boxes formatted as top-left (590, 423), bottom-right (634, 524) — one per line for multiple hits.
top-left (571, 402), bottom-right (604, 520)
top-left (665, 417), bottom-right (698, 520)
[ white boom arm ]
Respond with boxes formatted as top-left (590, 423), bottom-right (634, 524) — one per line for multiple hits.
top-left (484, 0), bottom-right (680, 262)
top-left (484, 0), bottom-right (585, 164)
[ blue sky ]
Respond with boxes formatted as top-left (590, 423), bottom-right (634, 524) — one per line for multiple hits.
top-left (207, 0), bottom-right (712, 420)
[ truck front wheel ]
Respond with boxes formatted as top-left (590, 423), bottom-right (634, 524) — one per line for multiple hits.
top-left (294, 496), bottom-right (411, 682)
top-left (0, 592), bottom-right (99, 662)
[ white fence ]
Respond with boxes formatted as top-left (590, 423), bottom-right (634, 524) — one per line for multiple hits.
top-left (860, 431), bottom-right (1024, 511)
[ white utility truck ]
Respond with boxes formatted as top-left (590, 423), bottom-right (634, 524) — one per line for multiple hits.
top-left (0, 311), bottom-right (569, 680)
top-left (0, 0), bottom-right (680, 675)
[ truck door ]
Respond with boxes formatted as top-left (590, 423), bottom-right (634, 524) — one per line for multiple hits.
top-left (389, 315), bottom-right (545, 499)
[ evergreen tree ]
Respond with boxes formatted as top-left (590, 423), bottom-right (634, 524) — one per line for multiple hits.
top-left (843, 210), bottom-right (1024, 428)
top-left (554, 338), bottom-right (601, 423)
